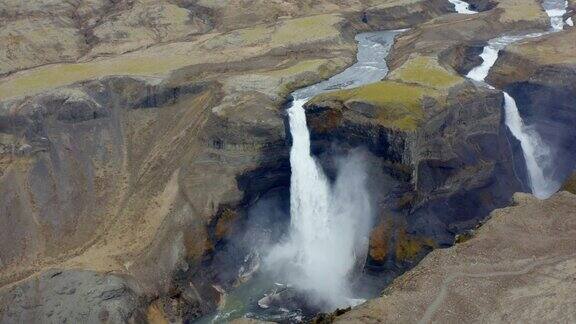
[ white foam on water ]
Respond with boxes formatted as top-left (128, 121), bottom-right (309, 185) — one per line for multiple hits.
top-left (466, 45), bottom-right (500, 82)
top-left (448, 0), bottom-right (477, 14)
top-left (543, 0), bottom-right (568, 30)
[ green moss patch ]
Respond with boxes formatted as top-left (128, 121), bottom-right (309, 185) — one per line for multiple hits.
top-left (389, 55), bottom-right (462, 89)
top-left (310, 81), bottom-right (434, 131)
top-left (271, 14), bottom-right (342, 46)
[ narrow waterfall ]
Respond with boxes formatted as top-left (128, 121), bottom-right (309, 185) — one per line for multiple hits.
top-left (464, 0), bottom-right (568, 198)
top-left (543, 0), bottom-right (568, 31)
top-left (448, 0), bottom-right (476, 14)
top-left (467, 39), bottom-right (558, 198)
top-left (503, 94), bottom-right (559, 198)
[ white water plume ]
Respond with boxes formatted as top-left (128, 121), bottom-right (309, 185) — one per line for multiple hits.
top-left (448, 0), bottom-right (476, 14)
top-left (265, 98), bottom-right (373, 310)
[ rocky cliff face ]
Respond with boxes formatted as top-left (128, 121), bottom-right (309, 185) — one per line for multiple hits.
top-left (303, 0), bottom-right (553, 270)
top-left (332, 191), bottom-right (576, 323)
top-left (304, 71), bottom-right (525, 269)
top-left (1, 269), bottom-right (146, 323)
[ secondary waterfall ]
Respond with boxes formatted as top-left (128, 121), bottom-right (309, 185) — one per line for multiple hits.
top-left (265, 30), bottom-right (402, 310)
top-left (502, 93), bottom-right (559, 198)
top-left (543, 0), bottom-right (569, 31)
top-left (448, 0), bottom-right (476, 14)
top-left (465, 0), bottom-right (568, 198)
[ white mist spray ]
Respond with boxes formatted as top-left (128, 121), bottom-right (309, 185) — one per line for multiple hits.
top-left (265, 98), bottom-right (372, 310)
top-left (264, 30), bottom-right (402, 311)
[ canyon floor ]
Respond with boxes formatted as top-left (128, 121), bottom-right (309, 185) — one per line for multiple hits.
top-left (1, 0), bottom-right (576, 323)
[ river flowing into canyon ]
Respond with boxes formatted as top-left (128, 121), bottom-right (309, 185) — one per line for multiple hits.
top-left (465, 0), bottom-right (568, 198)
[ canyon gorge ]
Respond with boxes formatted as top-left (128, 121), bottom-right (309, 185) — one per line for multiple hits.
top-left (1, 0), bottom-right (576, 323)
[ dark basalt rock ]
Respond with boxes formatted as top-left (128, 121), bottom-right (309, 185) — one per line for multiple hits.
top-left (303, 81), bottom-right (524, 258)
top-left (465, 0), bottom-right (498, 12)
top-left (488, 44), bottom-right (576, 190)
top-left (440, 42), bottom-right (487, 76)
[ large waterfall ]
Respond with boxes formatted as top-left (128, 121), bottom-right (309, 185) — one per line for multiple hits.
top-left (274, 98), bottom-right (371, 308)
top-left (465, 0), bottom-right (568, 198)
top-left (265, 30), bottom-right (402, 310)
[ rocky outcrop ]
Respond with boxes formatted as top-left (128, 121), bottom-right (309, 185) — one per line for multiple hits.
top-left (352, 0), bottom-right (453, 30)
top-left (0, 269), bottom-right (145, 323)
top-left (333, 191), bottom-right (576, 323)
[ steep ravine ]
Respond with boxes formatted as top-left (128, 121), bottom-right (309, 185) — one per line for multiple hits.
top-left (197, 30), bottom-right (404, 323)
top-left (1, 2), bottom-right (462, 322)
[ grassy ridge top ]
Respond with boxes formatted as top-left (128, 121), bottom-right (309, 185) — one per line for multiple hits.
top-left (308, 54), bottom-right (464, 131)
top-left (310, 81), bottom-right (432, 131)
top-left (389, 55), bottom-right (462, 89)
